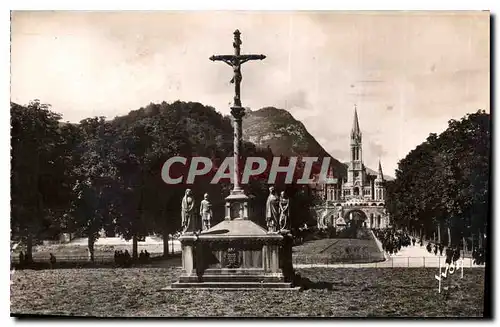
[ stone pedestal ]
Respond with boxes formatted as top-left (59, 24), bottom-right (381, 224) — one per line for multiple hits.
top-left (171, 220), bottom-right (295, 289)
top-left (224, 192), bottom-right (249, 220)
top-left (179, 234), bottom-right (197, 278)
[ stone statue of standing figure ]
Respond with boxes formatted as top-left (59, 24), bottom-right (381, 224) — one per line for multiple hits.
top-left (200, 193), bottom-right (213, 231)
top-left (279, 191), bottom-right (290, 231)
top-left (266, 186), bottom-right (280, 233)
top-left (181, 188), bottom-right (195, 233)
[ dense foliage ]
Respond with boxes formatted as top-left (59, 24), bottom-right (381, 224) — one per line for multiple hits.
top-left (384, 110), bottom-right (490, 250)
top-left (11, 100), bottom-right (319, 261)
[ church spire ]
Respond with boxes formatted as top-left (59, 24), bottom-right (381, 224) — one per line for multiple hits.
top-left (351, 105), bottom-right (361, 140)
top-left (376, 159), bottom-right (384, 181)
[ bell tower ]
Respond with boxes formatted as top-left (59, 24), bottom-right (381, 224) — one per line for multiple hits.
top-left (348, 105), bottom-right (364, 195)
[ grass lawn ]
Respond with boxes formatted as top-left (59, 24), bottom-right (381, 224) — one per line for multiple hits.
top-left (10, 266), bottom-right (484, 317)
top-left (293, 235), bottom-right (384, 264)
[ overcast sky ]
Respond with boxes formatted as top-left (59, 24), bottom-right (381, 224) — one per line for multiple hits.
top-left (11, 11), bottom-right (490, 176)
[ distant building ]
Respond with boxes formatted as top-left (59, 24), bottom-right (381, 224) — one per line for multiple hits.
top-left (312, 106), bottom-right (390, 230)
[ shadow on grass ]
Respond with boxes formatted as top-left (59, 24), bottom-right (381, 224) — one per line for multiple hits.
top-left (291, 269), bottom-right (439, 292)
top-left (292, 272), bottom-right (336, 291)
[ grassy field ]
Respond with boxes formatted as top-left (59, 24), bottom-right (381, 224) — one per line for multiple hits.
top-left (10, 266), bottom-right (484, 317)
top-left (293, 235), bottom-right (384, 264)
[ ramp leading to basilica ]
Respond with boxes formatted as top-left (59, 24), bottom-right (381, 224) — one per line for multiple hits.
top-left (292, 230), bottom-right (385, 265)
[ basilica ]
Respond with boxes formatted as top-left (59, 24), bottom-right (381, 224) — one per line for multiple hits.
top-left (313, 107), bottom-right (390, 230)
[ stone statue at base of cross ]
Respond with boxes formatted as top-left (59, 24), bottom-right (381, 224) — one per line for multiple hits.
top-left (279, 191), bottom-right (290, 231)
top-left (266, 186), bottom-right (280, 233)
top-left (200, 193), bottom-right (213, 231)
top-left (181, 188), bottom-right (196, 234)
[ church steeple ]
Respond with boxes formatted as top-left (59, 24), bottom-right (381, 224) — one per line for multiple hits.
top-left (350, 105), bottom-right (362, 162)
top-left (348, 105), bottom-right (364, 189)
top-left (376, 159), bottom-right (384, 182)
top-left (375, 159), bottom-right (385, 200)
top-left (351, 105), bottom-right (361, 142)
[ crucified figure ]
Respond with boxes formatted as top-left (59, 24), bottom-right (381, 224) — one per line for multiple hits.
top-left (209, 29), bottom-right (266, 107)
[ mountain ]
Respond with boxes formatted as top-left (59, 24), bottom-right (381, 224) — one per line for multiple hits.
top-left (242, 107), bottom-right (347, 179)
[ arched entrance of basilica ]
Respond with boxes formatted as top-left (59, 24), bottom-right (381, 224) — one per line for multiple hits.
top-left (343, 209), bottom-right (368, 229)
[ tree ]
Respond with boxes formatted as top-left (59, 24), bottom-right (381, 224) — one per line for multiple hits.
top-left (11, 100), bottom-right (72, 262)
top-left (114, 118), bottom-right (157, 260)
top-left (385, 110), bottom-right (489, 253)
top-left (69, 117), bottom-right (120, 262)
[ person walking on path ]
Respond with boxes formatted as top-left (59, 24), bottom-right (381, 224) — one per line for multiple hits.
top-left (49, 253), bottom-right (56, 269)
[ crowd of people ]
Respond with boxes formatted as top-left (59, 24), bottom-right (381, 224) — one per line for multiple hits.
top-left (114, 249), bottom-right (151, 267)
top-left (374, 228), bottom-right (486, 266)
top-left (374, 229), bottom-right (413, 255)
top-left (472, 247), bottom-right (486, 265)
top-left (425, 240), bottom-right (486, 266)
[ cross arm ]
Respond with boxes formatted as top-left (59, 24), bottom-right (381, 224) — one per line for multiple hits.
top-left (209, 54), bottom-right (266, 66)
top-left (239, 54), bottom-right (266, 64)
top-left (209, 55), bottom-right (235, 66)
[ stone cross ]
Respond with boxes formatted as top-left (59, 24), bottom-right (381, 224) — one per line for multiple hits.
top-left (209, 30), bottom-right (266, 193)
top-left (209, 29), bottom-right (266, 108)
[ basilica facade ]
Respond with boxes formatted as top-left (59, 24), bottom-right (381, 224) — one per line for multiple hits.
top-left (313, 107), bottom-right (390, 230)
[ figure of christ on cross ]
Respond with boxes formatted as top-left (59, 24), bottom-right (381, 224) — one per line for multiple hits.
top-left (209, 29), bottom-right (266, 107)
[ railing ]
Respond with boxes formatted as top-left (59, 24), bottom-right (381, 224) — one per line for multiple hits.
top-left (10, 251), bottom-right (180, 265)
top-left (291, 255), bottom-right (485, 268)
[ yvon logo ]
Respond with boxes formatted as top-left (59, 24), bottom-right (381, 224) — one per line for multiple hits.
top-left (435, 259), bottom-right (464, 293)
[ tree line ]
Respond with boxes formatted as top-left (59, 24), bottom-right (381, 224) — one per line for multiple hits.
top-left (384, 110), bottom-right (489, 251)
top-left (11, 99), bottom-right (318, 263)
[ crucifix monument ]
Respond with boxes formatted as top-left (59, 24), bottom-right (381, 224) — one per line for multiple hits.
top-left (210, 29), bottom-right (265, 219)
top-left (170, 30), bottom-right (295, 290)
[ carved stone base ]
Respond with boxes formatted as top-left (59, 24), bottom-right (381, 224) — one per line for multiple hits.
top-left (172, 219), bottom-right (295, 290)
